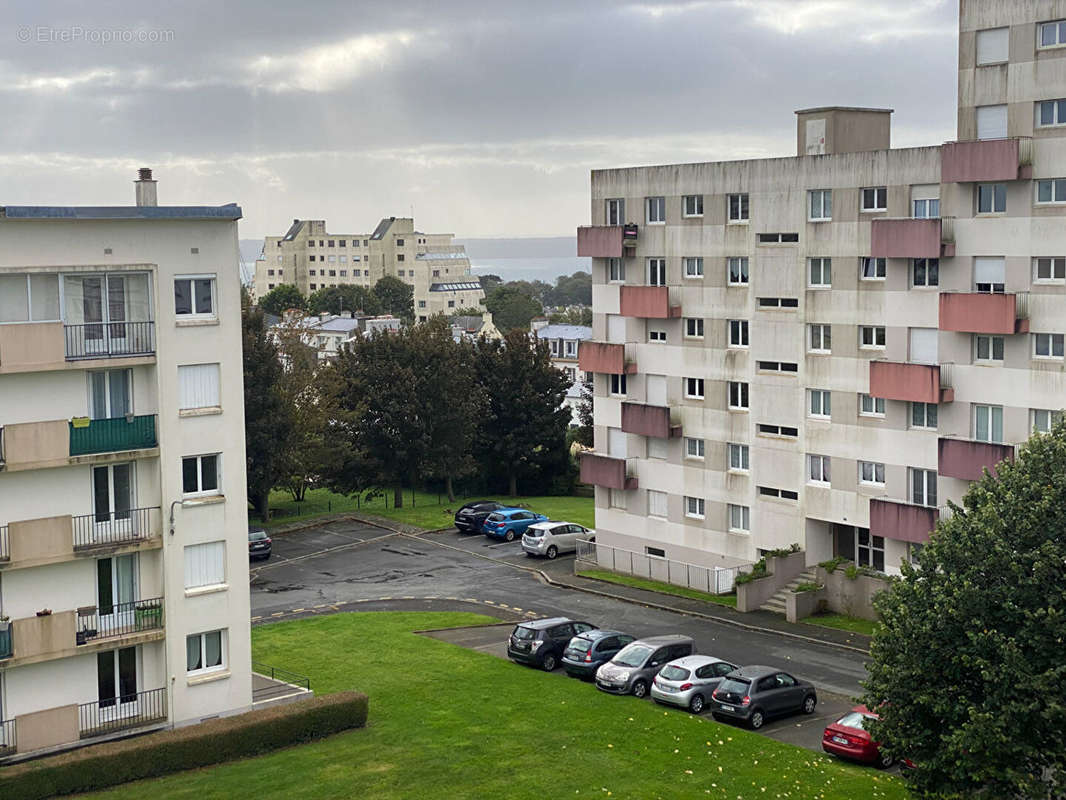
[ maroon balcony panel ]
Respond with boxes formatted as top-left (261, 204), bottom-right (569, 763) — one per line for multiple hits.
top-left (868, 361), bottom-right (941, 404)
top-left (619, 286), bottom-right (681, 319)
top-left (580, 453), bottom-right (638, 490)
top-left (939, 293), bottom-right (1018, 335)
top-left (941, 138), bottom-right (1030, 183)
top-left (577, 226), bottom-right (624, 258)
top-left (938, 437), bottom-right (1015, 481)
top-left (870, 218), bottom-right (943, 259)
top-left (870, 498), bottom-right (938, 544)
top-left (578, 342), bottom-right (636, 374)
top-left (620, 402), bottom-right (680, 439)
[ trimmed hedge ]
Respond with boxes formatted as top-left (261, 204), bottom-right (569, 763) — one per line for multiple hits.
top-left (0, 690), bottom-right (368, 799)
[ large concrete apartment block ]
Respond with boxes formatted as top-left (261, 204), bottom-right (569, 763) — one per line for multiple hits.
top-left (253, 216), bottom-right (485, 321)
top-left (579, 1), bottom-right (1066, 576)
top-left (0, 170), bottom-right (253, 760)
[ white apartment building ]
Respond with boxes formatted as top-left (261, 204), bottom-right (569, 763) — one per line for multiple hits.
top-left (0, 170), bottom-right (252, 760)
top-left (579, 0), bottom-right (1066, 576)
top-left (253, 217), bottom-right (484, 321)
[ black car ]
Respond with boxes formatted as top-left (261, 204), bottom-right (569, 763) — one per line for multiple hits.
top-left (507, 617), bottom-right (596, 672)
top-left (561, 629), bottom-right (636, 680)
top-left (248, 526), bottom-right (272, 560)
top-left (453, 500), bottom-right (506, 533)
top-left (711, 665), bottom-right (817, 730)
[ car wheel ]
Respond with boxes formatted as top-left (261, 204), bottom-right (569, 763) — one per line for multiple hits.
top-left (688, 694), bottom-right (705, 714)
top-left (546, 545), bottom-right (558, 559)
top-left (505, 530), bottom-right (515, 542)
top-left (877, 751), bottom-right (896, 770)
top-left (802, 694), bottom-right (817, 714)
top-left (541, 653), bottom-right (557, 671)
top-left (631, 680), bottom-right (648, 699)
top-left (749, 709), bottom-right (765, 730)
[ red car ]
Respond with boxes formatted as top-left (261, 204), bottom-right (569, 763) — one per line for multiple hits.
top-left (822, 705), bottom-right (896, 768)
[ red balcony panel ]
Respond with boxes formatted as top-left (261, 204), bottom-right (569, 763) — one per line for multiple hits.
top-left (620, 402), bottom-right (680, 439)
top-left (868, 361), bottom-right (942, 404)
top-left (619, 286), bottom-right (681, 319)
top-left (938, 293), bottom-right (1018, 334)
top-left (938, 437), bottom-right (1015, 481)
top-left (870, 498), bottom-right (938, 544)
top-left (577, 226), bottom-right (623, 258)
top-left (580, 453), bottom-right (638, 490)
top-left (578, 342), bottom-right (635, 374)
top-left (941, 138), bottom-right (1030, 183)
top-left (870, 218), bottom-right (943, 259)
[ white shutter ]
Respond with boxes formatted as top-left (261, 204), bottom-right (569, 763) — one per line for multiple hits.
top-left (646, 374), bottom-right (667, 406)
top-left (909, 328), bottom-right (939, 365)
top-left (608, 427), bottom-right (627, 458)
top-left (976, 27), bottom-right (1009, 65)
top-left (647, 438), bottom-right (668, 459)
top-left (606, 314), bottom-right (626, 344)
top-left (974, 257), bottom-right (1005, 285)
top-left (178, 363), bottom-right (221, 410)
top-left (648, 490), bottom-right (668, 517)
top-left (976, 105), bottom-right (1008, 139)
top-left (910, 184), bottom-right (939, 202)
top-left (184, 541), bottom-right (226, 588)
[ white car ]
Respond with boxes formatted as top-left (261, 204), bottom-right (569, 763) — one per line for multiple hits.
top-left (521, 521), bottom-right (593, 559)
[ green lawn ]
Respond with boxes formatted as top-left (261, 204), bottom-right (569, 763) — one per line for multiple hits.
top-left (253, 487), bottom-right (594, 531)
top-left (89, 612), bottom-right (906, 800)
top-left (578, 569), bottom-right (738, 608)
top-left (803, 613), bottom-right (880, 637)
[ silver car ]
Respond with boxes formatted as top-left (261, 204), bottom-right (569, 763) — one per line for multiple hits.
top-left (650, 655), bottom-right (739, 714)
top-left (521, 521), bottom-right (593, 559)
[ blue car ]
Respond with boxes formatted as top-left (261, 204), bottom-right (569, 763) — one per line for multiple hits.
top-left (482, 508), bottom-right (548, 541)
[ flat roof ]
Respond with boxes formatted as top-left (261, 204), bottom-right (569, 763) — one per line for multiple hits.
top-left (794, 106), bottom-right (894, 115)
top-left (0, 204), bottom-right (242, 221)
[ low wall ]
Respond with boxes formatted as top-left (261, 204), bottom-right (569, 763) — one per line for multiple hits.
top-left (736, 551), bottom-right (807, 612)
top-left (785, 590), bottom-right (823, 624)
top-left (814, 566), bottom-right (893, 621)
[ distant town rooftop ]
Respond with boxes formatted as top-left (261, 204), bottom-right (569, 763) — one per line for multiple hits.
top-left (536, 324), bottom-right (593, 341)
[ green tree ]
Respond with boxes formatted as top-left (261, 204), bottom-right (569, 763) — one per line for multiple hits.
top-left (258, 284), bottom-right (305, 316)
top-left (548, 307), bottom-right (592, 326)
top-left (863, 420), bottom-right (1066, 799)
top-left (544, 271), bottom-right (592, 307)
top-left (572, 378), bottom-right (593, 448)
top-left (307, 285), bottom-right (382, 317)
top-left (478, 274), bottom-right (504, 292)
top-left (484, 285), bottom-right (543, 332)
top-left (373, 276), bottom-right (414, 322)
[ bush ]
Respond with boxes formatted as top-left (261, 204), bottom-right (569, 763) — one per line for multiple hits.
top-left (735, 559), bottom-right (768, 585)
top-left (819, 556), bottom-right (847, 573)
top-left (793, 582), bottom-right (823, 593)
top-left (0, 691), bottom-right (368, 800)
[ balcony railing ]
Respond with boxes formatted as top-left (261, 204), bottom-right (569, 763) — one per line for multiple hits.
top-left (64, 321), bottom-right (155, 360)
top-left (78, 687), bottom-right (167, 739)
top-left (938, 437), bottom-right (1015, 481)
top-left (939, 292), bottom-right (1028, 335)
top-left (579, 452), bottom-right (638, 490)
top-left (0, 718), bottom-right (14, 756)
top-left (252, 662), bottom-right (312, 702)
top-left (869, 361), bottom-right (951, 404)
top-left (69, 415), bottom-right (157, 457)
top-left (619, 286), bottom-right (681, 318)
top-left (0, 625), bottom-right (12, 660)
top-left (620, 402), bottom-right (681, 439)
top-left (941, 137), bottom-right (1033, 183)
top-left (870, 217), bottom-right (954, 259)
top-left (73, 507), bottom-right (159, 550)
top-left (578, 342), bottom-right (636, 374)
top-left (76, 596), bottom-right (164, 645)
top-left (576, 224), bottom-right (638, 258)
top-left (869, 498), bottom-right (938, 544)
top-left (0, 524), bottom-right (7, 562)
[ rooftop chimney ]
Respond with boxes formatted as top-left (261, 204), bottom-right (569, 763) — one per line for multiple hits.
top-left (135, 167), bottom-right (158, 207)
top-left (794, 107), bottom-right (893, 156)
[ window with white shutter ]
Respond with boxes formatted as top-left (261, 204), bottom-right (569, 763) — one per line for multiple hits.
top-left (608, 428), bottom-right (627, 458)
top-left (976, 105), bottom-right (1008, 139)
top-left (646, 374), bottom-right (667, 406)
top-left (178, 364), bottom-right (221, 410)
top-left (184, 541), bottom-right (226, 589)
top-left (974, 257), bottom-right (1006, 292)
top-left (647, 490), bottom-right (668, 517)
top-left (976, 28), bottom-right (1009, 65)
top-left (606, 314), bottom-right (626, 344)
top-left (909, 328), bottom-right (939, 365)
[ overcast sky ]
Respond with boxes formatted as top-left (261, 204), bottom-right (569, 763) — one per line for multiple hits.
top-left (0, 1), bottom-right (958, 239)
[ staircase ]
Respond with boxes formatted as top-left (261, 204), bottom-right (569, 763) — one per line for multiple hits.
top-left (759, 569), bottom-right (818, 615)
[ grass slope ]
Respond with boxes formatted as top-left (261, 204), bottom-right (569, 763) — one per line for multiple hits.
top-left (802, 613), bottom-right (879, 637)
top-left (577, 569), bottom-right (738, 607)
top-left (88, 612), bottom-right (906, 800)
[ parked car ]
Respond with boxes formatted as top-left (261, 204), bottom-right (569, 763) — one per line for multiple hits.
top-left (822, 705), bottom-right (896, 768)
top-left (561, 629), bottom-right (636, 680)
top-left (483, 508), bottom-right (548, 541)
top-left (650, 655), bottom-right (739, 714)
top-left (711, 665), bottom-right (817, 729)
top-left (507, 618), bottom-right (597, 671)
top-left (453, 500), bottom-right (506, 533)
top-left (248, 526), bottom-right (272, 561)
top-left (595, 635), bottom-right (695, 698)
top-left (521, 521), bottom-right (593, 559)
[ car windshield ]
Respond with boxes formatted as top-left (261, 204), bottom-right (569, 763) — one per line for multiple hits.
top-left (612, 644), bottom-right (653, 668)
top-left (836, 712), bottom-right (873, 730)
top-left (659, 665), bottom-right (690, 681)
top-left (512, 626), bottom-right (536, 640)
top-left (716, 678), bottom-right (750, 696)
top-left (249, 531), bottom-right (268, 541)
top-left (526, 529), bottom-right (544, 537)
top-left (487, 513), bottom-right (505, 522)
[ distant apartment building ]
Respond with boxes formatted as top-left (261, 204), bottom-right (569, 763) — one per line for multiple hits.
top-left (0, 170), bottom-right (253, 759)
top-left (270, 311), bottom-right (403, 362)
top-left (254, 217), bottom-right (484, 321)
top-left (578, 0), bottom-right (1066, 576)
top-left (533, 320), bottom-right (593, 425)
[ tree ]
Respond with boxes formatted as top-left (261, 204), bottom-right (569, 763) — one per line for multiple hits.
top-left (548, 307), bottom-right (592, 326)
top-left (484, 285), bottom-right (543, 332)
top-left (258, 284), bottom-right (305, 316)
top-left (307, 285), bottom-right (382, 317)
top-left (544, 271), bottom-right (592, 307)
top-left (862, 420), bottom-right (1066, 799)
top-left (572, 378), bottom-right (593, 448)
top-left (373, 276), bottom-right (414, 322)
top-left (478, 274), bottom-right (504, 292)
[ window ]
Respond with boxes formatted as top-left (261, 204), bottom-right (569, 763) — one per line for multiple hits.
top-left (728, 257), bottom-right (750, 285)
top-left (684, 496), bottom-right (705, 519)
top-left (975, 334), bottom-right (1005, 362)
top-left (860, 326), bottom-right (886, 348)
top-left (808, 257), bottom-right (831, 287)
top-left (756, 360), bottom-right (798, 373)
top-left (564, 340), bottom-right (577, 357)
top-left (608, 258), bottom-right (625, 282)
top-left (685, 377), bottom-right (705, 399)
top-left (309, 284), bottom-right (317, 290)
top-left (396, 239), bottom-right (404, 247)
top-left (309, 268), bottom-right (316, 274)
top-left (974, 404), bottom-right (1004, 442)
top-left (976, 27), bottom-right (1009, 64)
top-left (1036, 99), bottom-right (1066, 127)
top-left (0, 273), bottom-right (57, 323)
top-left (1040, 19), bottom-right (1066, 47)
top-left (685, 318), bottom-right (704, 339)
top-left (977, 183), bottom-right (1006, 213)
top-left (859, 461), bottom-right (886, 485)
top-left (759, 486), bottom-right (799, 500)
top-left (860, 393), bottom-right (886, 416)
top-left (1035, 332), bottom-right (1065, 358)
top-left (757, 232), bottom-right (799, 244)
top-left (911, 402), bottom-right (938, 429)
top-left (911, 468), bottom-right (937, 507)
top-left (609, 374), bottom-right (627, 395)
top-left (977, 104), bottom-right (1008, 139)
top-left (809, 324), bottom-right (831, 353)
top-left (606, 198), bottom-right (625, 226)
top-left (807, 454), bottom-right (831, 484)
top-left (809, 389), bottom-right (831, 418)
top-left (184, 541), bottom-right (226, 589)
top-left (861, 187), bottom-right (887, 212)
top-left (328, 240), bottom-right (335, 247)
top-left (307, 240), bottom-right (315, 247)
top-left (728, 319), bottom-right (748, 347)
top-left (682, 195), bottom-right (703, 217)
top-left (684, 437), bottom-right (705, 459)
top-left (856, 530), bottom-right (885, 572)
top-left (647, 490), bottom-right (668, 518)
top-left (728, 504), bottom-right (750, 532)
top-left (418, 300), bottom-right (426, 308)
top-left (182, 454), bottom-right (220, 497)
top-left (646, 546), bottom-right (666, 558)
top-left (809, 189), bottom-right (832, 221)
top-left (647, 438), bottom-right (668, 460)
top-left (728, 381), bottom-right (749, 409)
top-left (728, 443), bottom-right (749, 471)
top-left (861, 257), bottom-right (886, 280)
top-left (683, 257), bottom-right (704, 278)
top-left (1034, 257), bottom-right (1066, 282)
top-left (1032, 408), bottom-right (1064, 433)
top-left (647, 258), bottom-right (666, 286)
top-left (913, 198), bottom-right (940, 218)
top-left (757, 423), bottom-right (798, 437)
top-left (975, 256), bottom-right (1005, 293)
top-left (727, 193), bottom-right (749, 222)
top-left (186, 630), bottom-right (225, 674)
top-left (912, 258), bottom-right (939, 287)
top-left (178, 364), bottom-right (221, 411)
top-left (1036, 179), bottom-right (1066, 204)
top-left (757, 297), bottom-right (799, 308)
top-left (609, 489), bottom-right (627, 509)
top-left (267, 269), bottom-right (275, 276)
top-left (339, 240), bottom-right (346, 247)
top-left (649, 329), bottom-right (667, 342)
top-left (397, 254), bottom-right (405, 262)
top-left (646, 196), bottom-right (666, 224)
top-left (174, 276), bottom-right (216, 318)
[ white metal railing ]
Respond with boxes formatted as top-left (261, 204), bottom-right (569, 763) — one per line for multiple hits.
top-left (576, 540), bottom-right (749, 596)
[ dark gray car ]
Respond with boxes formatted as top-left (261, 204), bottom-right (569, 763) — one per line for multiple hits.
top-left (710, 665), bottom-right (817, 729)
top-left (594, 634), bottom-right (694, 698)
top-left (561, 629), bottom-right (635, 680)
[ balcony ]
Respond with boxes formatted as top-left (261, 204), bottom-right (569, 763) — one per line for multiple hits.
top-left (578, 342), bottom-right (636, 374)
top-left (577, 224), bottom-right (637, 258)
top-left (64, 321), bottom-right (155, 361)
top-left (0, 508), bottom-right (161, 571)
top-left (870, 217), bottom-right (955, 259)
top-left (580, 453), bottom-right (638, 490)
top-left (941, 137), bottom-right (1033, 183)
top-left (938, 437), bottom-right (1015, 481)
top-left (78, 687), bottom-right (168, 740)
top-left (0, 322), bottom-right (66, 374)
top-left (869, 361), bottom-right (952, 404)
top-left (69, 415), bottom-right (157, 457)
top-left (619, 286), bottom-right (681, 319)
top-left (621, 402), bottom-right (681, 439)
top-left (869, 498), bottom-right (938, 544)
top-left (76, 597), bottom-right (164, 646)
top-left (0, 719), bottom-right (13, 757)
top-left (938, 292), bottom-right (1029, 335)
top-left (0, 624), bottom-right (12, 660)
